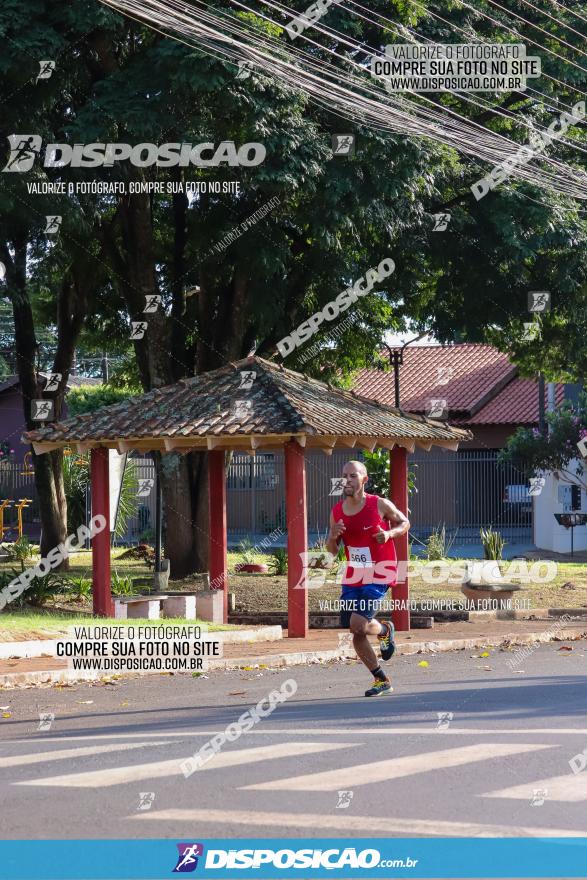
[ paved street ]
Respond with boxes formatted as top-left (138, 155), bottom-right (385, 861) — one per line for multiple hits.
top-left (1, 643), bottom-right (586, 839)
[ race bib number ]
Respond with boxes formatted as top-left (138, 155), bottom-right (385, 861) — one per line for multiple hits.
top-left (348, 546), bottom-right (373, 567)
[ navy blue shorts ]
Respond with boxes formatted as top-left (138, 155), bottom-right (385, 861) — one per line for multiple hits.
top-left (339, 584), bottom-right (390, 628)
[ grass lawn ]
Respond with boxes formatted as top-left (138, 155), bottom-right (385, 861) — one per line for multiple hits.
top-left (0, 612), bottom-right (235, 642)
top-left (1, 547), bottom-right (586, 636)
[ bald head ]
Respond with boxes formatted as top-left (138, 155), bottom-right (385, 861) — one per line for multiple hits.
top-left (341, 460), bottom-right (368, 497)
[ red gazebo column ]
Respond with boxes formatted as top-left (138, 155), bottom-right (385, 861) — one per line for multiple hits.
top-left (284, 439), bottom-right (308, 638)
top-left (91, 447), bottom-right (113, 617)
top-left (208, 449), bottom-right (228, 623)
top-left (390, 445), bottom-right (410, 632)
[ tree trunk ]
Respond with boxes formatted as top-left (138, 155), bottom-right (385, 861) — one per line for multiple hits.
top-left (1, 237), bottom-right (70, 567)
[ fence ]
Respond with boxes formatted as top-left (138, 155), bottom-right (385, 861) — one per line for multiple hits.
top-left (0, 449), bottom-right (533, 548)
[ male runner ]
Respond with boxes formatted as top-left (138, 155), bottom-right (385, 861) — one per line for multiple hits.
top-left (326, 460), bottom-right (410, 697)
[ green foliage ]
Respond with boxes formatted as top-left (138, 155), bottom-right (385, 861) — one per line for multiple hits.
top-left (480, 527), bottom-right (506, 561)
top-left (268, 548), bottom-right (288, 575)
top-left (4, 537), bottom-right (33, 572)
top-left (499, 395), bottom-right (587, 486)
top-left (62, 452), bottom-right (89, 535)
top-left (111, 571), bottom-right (135, 596)
top-left (25, 573), bottom-right (68, 607)
top-left (237, 539), bottom-right (257, 566)
top-left (362, 449), bottom-right (418, 498)
top-left (67, 385), bottom-right (137, 417)
top-left (62, 451), bottom-right (139, 538)
top-left (65, 575), bottom-right (92, 603)
top-left (424, 525), bottom-right (454, 561)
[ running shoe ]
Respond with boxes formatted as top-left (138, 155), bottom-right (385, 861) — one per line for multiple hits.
top-left (364, 678), bottom-right (393, 697)
top-left (378, 620), bottom-right (395, 661)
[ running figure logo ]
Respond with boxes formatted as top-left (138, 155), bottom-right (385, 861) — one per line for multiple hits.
top-left (432, 213), bottom-right (451, 231)
top-left (528, 291), bottom-right (551, 312)
top-left (332, 134), bottom-right (355, 156)
top-left (3, 135), bottom-right (43, 172)
top-left (336, 790), bottom-right (354, 809)
top-left (173, 843), bottom-right (204, 872)
top-left (36, 61), bottom-right (55, 82)
top-left (44, 215), bottom-right (62, 234)
top-left (144, 295), bottom-right (162, 313)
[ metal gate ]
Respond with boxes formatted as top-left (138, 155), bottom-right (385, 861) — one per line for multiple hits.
top-left (409, 449), bottom-right (533, 546)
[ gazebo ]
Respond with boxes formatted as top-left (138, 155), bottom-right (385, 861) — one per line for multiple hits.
top-left (24, 356), bottom-right (471, 637)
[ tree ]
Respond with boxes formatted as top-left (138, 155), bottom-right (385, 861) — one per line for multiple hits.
top-left (499, 394), bottom-right (587, 490)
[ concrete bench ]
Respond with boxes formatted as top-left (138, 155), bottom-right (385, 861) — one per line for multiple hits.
top-left (114, 595), bottom-right (169, 620)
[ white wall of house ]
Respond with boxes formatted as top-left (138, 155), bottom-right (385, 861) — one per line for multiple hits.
top-left (534, 461), bottom-right (587, 553)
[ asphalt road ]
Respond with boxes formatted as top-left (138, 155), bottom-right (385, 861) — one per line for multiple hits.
top-left (1, 643), bottom-right (586, 840)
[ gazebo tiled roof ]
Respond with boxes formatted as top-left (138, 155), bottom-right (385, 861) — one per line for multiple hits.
top-left (24, 356), bottom-right (472, 454)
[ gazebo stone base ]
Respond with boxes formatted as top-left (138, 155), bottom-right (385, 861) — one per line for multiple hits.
top-left (196, 589), bottom-right (224, 623)
top-left (162, 594), bottom-right (197, 619)
top-left (114, 596), bottom-right (168, 619)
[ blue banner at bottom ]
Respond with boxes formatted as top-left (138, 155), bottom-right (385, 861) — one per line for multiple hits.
top-left (2, 838), bottom-right (587, 879)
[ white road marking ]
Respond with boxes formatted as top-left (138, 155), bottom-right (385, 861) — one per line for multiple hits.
top-left (0, 740), bottom-right (177, 769)
top-left (483, 773), bottom-right (587, 802)
top-left (131, 808), bottom-right (585, 837)
top-left (5, 726), bottom-right (587, 744)
top-left (13, 742), bottom-right (353, 788)
top-left (243, 743), bottom-right (553, 791)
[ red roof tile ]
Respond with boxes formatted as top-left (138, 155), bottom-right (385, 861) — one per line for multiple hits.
top-left (354, 343), bottom-right (565, 425)
top-left (453, 377), bottom-right (566, 425)
top-left (354, 344), bottom-right (516, 415)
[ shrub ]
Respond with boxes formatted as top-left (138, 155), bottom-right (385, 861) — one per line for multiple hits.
top-left (480, 527), bottom-right (506, 560)
top-left (269, 548), bottom-right (288, 575)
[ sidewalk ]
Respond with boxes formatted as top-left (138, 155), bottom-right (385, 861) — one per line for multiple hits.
top-left (1, 618), bottom-right (585, 687)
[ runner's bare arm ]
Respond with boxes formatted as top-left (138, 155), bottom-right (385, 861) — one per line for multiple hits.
top-left (326, 511), bottom-right (345, 556)
top-left (377, 496), bottom-right (410, 540)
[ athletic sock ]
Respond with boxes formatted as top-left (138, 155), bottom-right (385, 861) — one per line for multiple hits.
top-left (370, 665), bottom-right (387, 682)
top-left (377, 621), bottom-right (389, 638)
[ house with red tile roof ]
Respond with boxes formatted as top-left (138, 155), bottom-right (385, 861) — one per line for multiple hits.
top-left (353, 343), bottom-right (565, 450)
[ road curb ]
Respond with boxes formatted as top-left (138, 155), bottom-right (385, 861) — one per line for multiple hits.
top-left (1, 626), bottom-right (585, 687)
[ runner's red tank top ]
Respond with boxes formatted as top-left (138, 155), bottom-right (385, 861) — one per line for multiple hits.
top-left (332, 493), bottom-right (397, 587)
